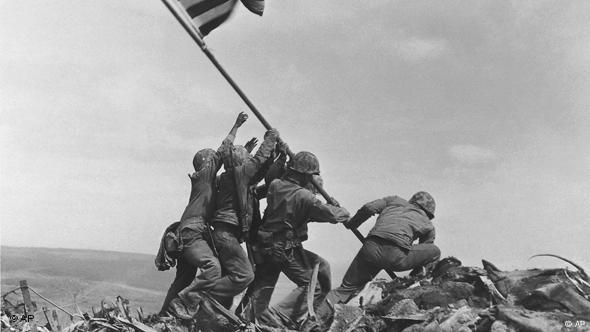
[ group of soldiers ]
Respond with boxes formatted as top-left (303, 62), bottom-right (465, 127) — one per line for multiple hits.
top-left (154, 112), bottom-right (441, 330)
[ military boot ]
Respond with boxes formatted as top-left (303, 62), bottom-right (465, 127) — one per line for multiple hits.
top-left (167, 291), bottom-right (203, 320)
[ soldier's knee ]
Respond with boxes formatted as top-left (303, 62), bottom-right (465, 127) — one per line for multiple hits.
top-left (430, 245), bottom-right (441, 260)
top-left (234, 269), bottom-right (255, 291)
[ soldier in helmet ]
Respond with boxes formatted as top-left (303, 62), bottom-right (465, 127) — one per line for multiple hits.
top-left (202, 126), bottom-right (281, 309)
top-left (160, 112), bottom-right (248, 317)
top-left (245, 151), bottom-right (350, 328)
top-left (314, 191), bottom-right (441, 324)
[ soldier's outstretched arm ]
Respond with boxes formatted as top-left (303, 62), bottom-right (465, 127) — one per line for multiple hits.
top-left (344, 196), bottom-right (394, 229)
top-left (213, 112), bottom-right (249, 170)
top-left (224, 111), bottom-right (248, 145)
top-left (244, 128), bottom-right (279, 178)
top-left (308, 197), bottom-right (350, 224)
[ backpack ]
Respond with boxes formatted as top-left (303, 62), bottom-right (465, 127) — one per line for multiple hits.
top-left (164, 228), bottom-right (182, 259)
top-left (155, 221), bottom-right (181, 271)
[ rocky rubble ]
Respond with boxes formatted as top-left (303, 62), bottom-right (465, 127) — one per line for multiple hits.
top-left (3, 256), bottom-right (589, 332)
top-left (324, 256), bottom-right (590, 332)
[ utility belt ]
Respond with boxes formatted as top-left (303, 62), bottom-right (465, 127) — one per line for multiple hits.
top-left (253, 229), bottom-right (302, 264)
top-left (162, 217), bottom-right (218, 259)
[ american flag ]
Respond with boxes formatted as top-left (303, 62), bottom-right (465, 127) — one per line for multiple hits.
top-left (178, 0), bottom-right (264, 36)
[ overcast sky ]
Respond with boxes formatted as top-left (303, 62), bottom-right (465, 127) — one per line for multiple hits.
top-left (1, 1), bottom-right (589, 273)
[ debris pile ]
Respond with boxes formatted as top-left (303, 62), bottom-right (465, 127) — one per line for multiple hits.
top-left (3, 256), bottom-right (589, 332)
top-left (325, 256), bottom-right (590, 332)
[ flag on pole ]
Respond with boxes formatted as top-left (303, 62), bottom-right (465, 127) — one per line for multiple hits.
top-left (178, 0), bottom-right (264, 36)
top-left (241, 0), bottom-right (264, 16)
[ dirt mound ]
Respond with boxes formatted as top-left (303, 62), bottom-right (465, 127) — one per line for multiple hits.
top-left (3, 257), bottom-right (589, 332)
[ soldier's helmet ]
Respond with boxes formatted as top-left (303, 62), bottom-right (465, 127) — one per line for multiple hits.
top-left (193, 148), bottom-right (216, 172)
top-left (288, 151), bottom-right (320, 175)
top-left (409, 191), bottom-right (436, 220)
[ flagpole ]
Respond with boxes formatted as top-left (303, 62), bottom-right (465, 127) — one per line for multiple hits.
top-left (162, 0), bottom-right (273, 129)
top-left (161, 0), bottom-right (386, 275)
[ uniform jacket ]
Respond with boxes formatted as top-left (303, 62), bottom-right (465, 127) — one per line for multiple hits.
top-left (347, 195), bottom-right (435, 250)
top-left (260, 178), bottom-right (349, 241)
top-left (212, 132), bottom-right (278, 236)
top-left (179, 139), bottom-right (228, 232)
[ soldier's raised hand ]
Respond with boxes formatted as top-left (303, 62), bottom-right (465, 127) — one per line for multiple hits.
top-left (235, 112), bottom-right (248, 127)
top-left (244, 137), bottom-right (258, 153)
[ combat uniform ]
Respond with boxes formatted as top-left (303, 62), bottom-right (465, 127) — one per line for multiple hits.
top-left (315, 194), bottom-right (440, 321)
top-left (158, 143), bottom-right (227, 315)
top-left (247, 177), bottom-right (349, 327)
top-left (208, 130), bottom-right (279, 308)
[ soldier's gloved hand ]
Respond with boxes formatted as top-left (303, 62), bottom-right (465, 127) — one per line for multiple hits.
top-left (266, 128), bottom-right (280, 139)
top-left (328, 197), bottom-right (340, 207)
top-left (244, 137), bottom-right (258, 153)
top-left (277, 140), bottom-right (289, 155)
top-left (332, 207), bottom-right (350, 224)
top-left (235, 111), bottom-right (248, 127)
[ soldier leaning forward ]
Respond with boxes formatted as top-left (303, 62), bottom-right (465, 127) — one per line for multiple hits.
top-left (245, 151), bottom-right (350, 328)
top-left (314, 192), bottom-right (441, 325)
top-left (205, 127), bottom-right (280, 309)
top-left (157, 112), bottom-right (248, 317)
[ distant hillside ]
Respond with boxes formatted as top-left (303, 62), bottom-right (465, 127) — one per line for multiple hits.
top-left (1, 246), bottom-right (350, 317)
top-left (1, 246), bottom-right (173, 314)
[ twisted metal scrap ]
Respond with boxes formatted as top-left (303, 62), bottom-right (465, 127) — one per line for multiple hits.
top-left (479, 275), bottom-right (507, 303)
top-left (564, 270), bottom-right (590, 301)
top-left (529, 254), bottom-right (588, 279)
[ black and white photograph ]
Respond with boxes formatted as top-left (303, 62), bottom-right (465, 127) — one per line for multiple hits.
top-left (1, 1), bottom-right (589, 331)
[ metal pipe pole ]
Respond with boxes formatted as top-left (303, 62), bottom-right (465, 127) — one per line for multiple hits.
top-left (161, 0), bottom-right (338, 206)
top-left (162, 0), bottom-right (396, 277)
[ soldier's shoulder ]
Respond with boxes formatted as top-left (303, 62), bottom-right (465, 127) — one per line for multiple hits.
top-left (268, 178), bottom-right (298, 193)
top-left (293, 187), bottom-right (318, 206)
top-left (268, 178), bottom-right (284, 188)
top-left (383, 195), bottom-right (409, 206)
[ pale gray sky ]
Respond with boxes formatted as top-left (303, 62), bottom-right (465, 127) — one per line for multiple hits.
top-left (1, 1), bottom-right (589, 272)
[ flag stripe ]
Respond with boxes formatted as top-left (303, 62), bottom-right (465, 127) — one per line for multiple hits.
top-left (192, 1), bottom-right (235, 27)
top-left (199, 11), bottom-right (233, 35)
top-left (176, 0), bottom-right (240, 36)
top-left (178, 0), bottom-right (202, 7)
top-left (185, 0), bottom-right (232, 18)
top-left (240, 0), bottom-right (264, 16)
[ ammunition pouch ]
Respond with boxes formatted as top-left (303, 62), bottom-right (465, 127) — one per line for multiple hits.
top-left (254, 229), bottom-right (302, 264)
top-left (257, 230), bottom-right (274, 246)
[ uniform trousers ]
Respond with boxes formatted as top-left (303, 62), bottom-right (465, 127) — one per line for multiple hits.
top-left (209, 222), bottom-right (255, 308)
top-left (159, 219), bottom-right (221, 314)
top-left (316, 236), bottom-right (440, 321)
top-left (245, 247), bottom-right (329, 327)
